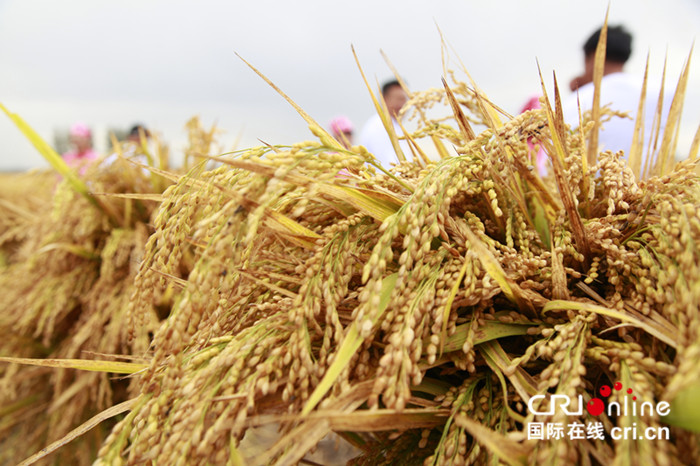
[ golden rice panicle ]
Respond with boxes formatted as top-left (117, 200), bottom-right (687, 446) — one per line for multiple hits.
top-left (283, 237), bottom-right (336, 408)
top-left (426, 376), bottom-right (484, 465)
top-left (372, 248), bottom-right (447, 410)
top-left (403, 70), bottom-right (488, 143)
top-left (126, 167), bottom-right (214, 344)
top-left (596, 149), bottom-right (641, 216)
top-left (285, 216), bottom-right (377, 408)
top-left (367, 138), bottom-right (535, 410)
top-left (183, 116), bottom-right (223, 169)
top-left (356, 165), bottom-right (452, 407)
top-left (531, 316), bottom-right (593, 465)
top-left (122, 325), bottom-right (287, 464)
top-left (126, 161), bottom-right (257, 348)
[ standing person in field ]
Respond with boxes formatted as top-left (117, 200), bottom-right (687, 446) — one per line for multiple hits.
top-left (358, 80), bottom-right (411, 167)
top-left (329, 115), bottom-right (354, 149)
top-left (102, 123), bottom-right (153, 169)
top-left (62, 122), bottom-right (98, 173)
top-left (562, 25), bottom-right (673, 171)
top-left (126, 123), bottom-right (150, 144)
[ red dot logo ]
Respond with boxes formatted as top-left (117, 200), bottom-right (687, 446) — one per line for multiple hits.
top-left (614, 382), bottom-right (623, 391)
top-left (600, 385), bottom-right (611, 397)
top-left (627, 388), bottom-right (633, 394)
top-left (587, 398), bottom-right (605, 416)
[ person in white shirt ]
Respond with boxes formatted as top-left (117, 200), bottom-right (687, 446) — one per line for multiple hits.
top-left (562, 25), bottom-right (672, 174)
top-left (358, 80), bottom-right (411, 167)
top-left (101, 124), bottom-right (153, 170)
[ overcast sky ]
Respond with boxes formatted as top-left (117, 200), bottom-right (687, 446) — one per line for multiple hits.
top-left (1, 0), bottom-right (698, 171)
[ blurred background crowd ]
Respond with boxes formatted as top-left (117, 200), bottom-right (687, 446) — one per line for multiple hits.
top-left (1, 0), bottom-right (698, 171)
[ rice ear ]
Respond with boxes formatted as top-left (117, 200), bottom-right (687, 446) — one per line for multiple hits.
top-left (302, 273), bottom-right (398, 416)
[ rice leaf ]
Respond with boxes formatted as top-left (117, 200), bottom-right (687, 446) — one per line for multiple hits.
top-left (442, 78), bottom-right (475, 141)
top-left (333, 409), bottom-right (445, 430)
top-left (480, 340), bottom-right (538, 400)
top-left (17, 398), bottom-right (137, 466)
top-left (235, 54), bottom-right (343, 152)
top-left (461, 222), bottom-right (535, 317)
top-left (536, 67), bottom-right (591, 268)
top-left (653, 46), bottom-right (693, 176)
top-left (300, 408), bottom-right (450, 432)
top-left (93, 192), bottom-right (164, 202)
top-left (228, 438), bottom-right (245, 466)
top-left (36, 243), bottom-right (100, 261)
top-left (689, 123), bottom-right (700, 161)
top-left (542, 300), bottom-right (676, 348)
top-left (643, 55), bottom-right (669, 179)
top-left (586, 9), bottom-right (610, 166)
top-left (664, 382), bottom-right (700, 432)
top-left (381, 49), bottom-right (433, 166)
top-left (435, 318), bottom-right (533, 355)
top-left (316, 184), bottom-right (402, 223)
top-left (0, 357), bottom-right (148, 374)
top-left (265, 209), bottom-right (321, 240)
top-left (628, 53), bottom-right (650, 178)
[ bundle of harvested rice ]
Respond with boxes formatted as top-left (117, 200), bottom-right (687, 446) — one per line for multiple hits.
top-left (95, 49), bottom-right (697, 465)
top-left (2, 25), bottom-right (699, 465)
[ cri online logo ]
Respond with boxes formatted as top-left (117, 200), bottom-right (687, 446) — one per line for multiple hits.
top-left (528, 382), bottom-right (671, 417)
top-left (587, 382), bottom-right (632, 416)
